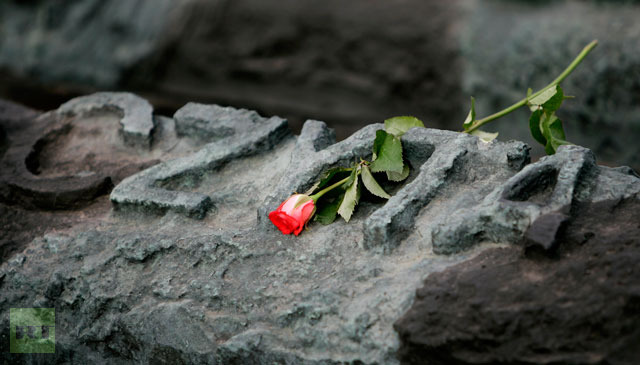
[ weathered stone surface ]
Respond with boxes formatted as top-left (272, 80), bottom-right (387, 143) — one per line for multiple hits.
top-left (1, 93), bottom-right (639, 364)
top-left (395, 196), bottom-right (640, 365)
top-left (58, 92), bottom-right (155, 148)
top-left (0, 93), bottom-right (192, 210)
top-left (0, 105), bottom-right (112, 210)
top-left (524, 211), bottom-right (569, 251)
top-left (364, 129), bottom-right (529, 253)
top-left (173, 103), bottom-right (274, 142)
top-left (257, 120), bottom-right (376, 225)
top-left (0, 100), bottom-right (115, 262)
top-left (430, 145), bottom-right (602, 254)
top-left (111, 103), bottom-right (289, 218)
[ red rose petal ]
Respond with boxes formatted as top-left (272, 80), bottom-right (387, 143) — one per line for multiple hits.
top-left (269, 195), bottom-right (316, 236)
top-left (269, 211), bottom-right (299, 235)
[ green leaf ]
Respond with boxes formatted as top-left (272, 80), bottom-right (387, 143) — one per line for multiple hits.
top-left (542, 85), bottom-right (564, 113)
top-left (361, 165), bottom-right (391, 199)
top-left (371, 129), bottom-right (383, 161)
top-left (305, 167), bottom-right (351, 195)
top-left (462, 97), bottom-right (476, 131)
top-left (528, 85), bottom-right (564, 113)
top-left (386, 164), bottom-right (410, 182)
top-left (527, 88), bottom-right (533, 97)
top-left (370, 130), bottom-right (404, 173)
top-left (470, 129), bottom-right (499, 143)
top-left (384, 116), bottom-right (425, 137)
top-left (314, 192), bottom-right (344, 225)
top-left (540, 112), bottom-right (571, 154)
top-left (528, 85), bottom-right (559, 107)
top-left (528, 109), bottom-right (547, 146)
top-left (338, 169), bottom-right (360, 222)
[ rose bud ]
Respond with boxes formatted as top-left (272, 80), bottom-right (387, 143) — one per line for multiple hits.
top-left (268, 194), bottom-right (316, 236)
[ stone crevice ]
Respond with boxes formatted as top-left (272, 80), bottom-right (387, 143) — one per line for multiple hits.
top-left (2, 94), bottom-right (639, 364)
top-left (111, 102), bottom-right (290, 218)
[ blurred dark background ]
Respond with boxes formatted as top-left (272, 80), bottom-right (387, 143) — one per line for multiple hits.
top-left (1, 0), bottom-right (639, 168)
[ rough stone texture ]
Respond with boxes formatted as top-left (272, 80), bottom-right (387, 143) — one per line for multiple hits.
top-left (1, 93), bottom-right (639, 364)
top-left (395, 196), bottom-right (640, 364)
top-left (58, 92), bottom-right (155, 147)
top-left (173, 103), bottom-right (279, 143)
top-left (259, 122), bottom-right (531, 255)
top-left (111, 103), bottom-right (289, 218)
top-left (364, 129), bottom-right (530, 253)
top-left (430, 145), bottom-right (600, 254)
top-left (0, 92), bottom-right (204, 210)
top-left (0, 104), bottom-right (111, 210)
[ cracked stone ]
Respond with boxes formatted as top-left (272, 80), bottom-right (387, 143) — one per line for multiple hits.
top-left (1, 93), bottom-right (639, 364)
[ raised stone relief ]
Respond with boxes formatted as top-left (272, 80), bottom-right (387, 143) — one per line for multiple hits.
top-left (395, 196), bottom-right (640, 364)
top-left (111, 102), bottom-right (289, 218)
top-left (1, 93), bottom-right (638, 364)
top-left (0, 93), bottom-right (151, 209)
top-left (57, 92), bottom-right (155, 148)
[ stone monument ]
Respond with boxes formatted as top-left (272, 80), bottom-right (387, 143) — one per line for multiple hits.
top-left (1, 93), bottom-right (638, 364)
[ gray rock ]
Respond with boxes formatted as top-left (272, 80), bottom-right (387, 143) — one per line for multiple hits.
top-left (523, 212), bottom-right (569, 251)
top-left (430, 145), bottom-right (603, 254)
top-left (0, 110), bottom-right (114, 210)
top-left (257, 119), bottom-right (376, 226)
top-left (58, 92), bottom-right (155, 148)
top-left (173, 103), bottom-right (272, 142)
top-left (1, 94), bottom-right (639, 364)
top-left (363, 129), bottom-right (530, 253)
top-left (0, 92), bottom-right (172, 210)
top-left (395, 196), bottom-right (640, 364)
top-left (111, 103), bottom-right (290, 218)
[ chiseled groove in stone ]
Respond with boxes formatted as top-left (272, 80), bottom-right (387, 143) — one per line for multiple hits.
top-left (257, 120), bottom-right (380, 225)
top-left (261, 123), bottom-right (533, 254)
top-left (363, 131), bottom-right (471, 253)
top-left (111, 114), bottom-right (289, 219)
top-left (500, 145), bottom-right (596, 210)
top-left (431, 145), bottom-right (597, 254)
top-left (361, 128), bottom-right (534, 254)
top-left (57, 92), bottom-right (155, 148)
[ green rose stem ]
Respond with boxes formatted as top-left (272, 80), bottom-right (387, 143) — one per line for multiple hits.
top-left (465, 40), bottom-right (598, 133)
top-left (310, 175), bottom-right (353, 203)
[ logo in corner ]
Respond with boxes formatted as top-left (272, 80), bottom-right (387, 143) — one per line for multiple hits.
top-left (10, 308), bottom-right (55, 354)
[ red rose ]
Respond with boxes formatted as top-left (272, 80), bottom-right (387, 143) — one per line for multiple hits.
top-left (269, 194), bottom-right (316, 236)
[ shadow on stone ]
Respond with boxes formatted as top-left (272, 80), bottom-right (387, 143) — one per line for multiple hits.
top-left (395, 197), bottom-right (640, 365)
